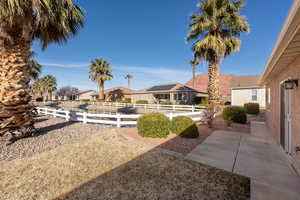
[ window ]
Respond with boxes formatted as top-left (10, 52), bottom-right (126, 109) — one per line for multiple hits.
top-left (252, 89), bottom-right (258, 101)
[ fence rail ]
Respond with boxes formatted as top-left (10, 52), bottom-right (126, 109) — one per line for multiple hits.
top-left (36, 107), bottom-right (205, 128)
top-left (34, 101), bottom-right (205, 112)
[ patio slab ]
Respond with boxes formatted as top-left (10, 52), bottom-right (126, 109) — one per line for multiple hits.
top-left (185, 122), bottom-right (300, 199)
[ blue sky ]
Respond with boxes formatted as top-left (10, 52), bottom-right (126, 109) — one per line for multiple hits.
top-left (32, 0), bottom-right (292, 90)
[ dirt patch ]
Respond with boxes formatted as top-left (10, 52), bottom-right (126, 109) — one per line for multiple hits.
top-left (0, 129), bottom-right (250, 200)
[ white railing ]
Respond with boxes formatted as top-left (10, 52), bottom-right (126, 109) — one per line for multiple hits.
top-left (36, 107), bottom-right (205, 128)
top-left (34, 101), bottom-right (205, 112)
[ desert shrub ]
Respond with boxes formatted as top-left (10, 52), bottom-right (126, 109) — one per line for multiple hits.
top-left (222, 106), bottom-right (247, 125)
top-left (244, 103), bottom-right (260, 115)
top-left (35, 97), bottom-right (43, 102)
top-left (137, 113), bottom-right (170, 138)
top-left (160, 101), bottom-right (173, 105)
top-left (170, 116), bottom-right (199, 138)
top-left (136, 100), bottom-right (148, 104)
top-left (119, 98), bottom-right (131, 103)
top-left (79, 99), bottom-right (92, 102)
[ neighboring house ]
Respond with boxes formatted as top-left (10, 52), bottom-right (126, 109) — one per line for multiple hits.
top-left (260, 0), bottom-right (300, 174)
top-left (131, 82), bottom-right (208, 105)
top-left (75, 90), bottom-right (97, 101)
top-left (89, 87), bottom-right (133, 102)
top-left (186, 73), bottom-right (237, 98)
top-left (231, 75), bottom-right (266, 107)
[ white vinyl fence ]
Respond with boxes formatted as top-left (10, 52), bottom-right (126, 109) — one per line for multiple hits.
top-left (36, 107), bottom-right (205, 128)
top-left (34, 101), bottom-right (205, 112)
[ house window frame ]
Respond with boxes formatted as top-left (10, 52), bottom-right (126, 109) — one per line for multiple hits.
top-left (252, 89), bottom-right (258, 101)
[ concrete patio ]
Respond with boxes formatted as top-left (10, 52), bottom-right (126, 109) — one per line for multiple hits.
top-left (185, 122), bottom-right (300, 200)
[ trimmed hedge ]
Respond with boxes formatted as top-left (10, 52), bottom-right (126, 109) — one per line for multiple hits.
top-left (244, 103), bottom-right (260, 115)
top-left (119, 98), bottom-right (131, 103)
top-left (136, 100), bottom-right (148, 104)
top-left (170, 116), bottom-right (199, 138)
top-left (222, 106), bottom-right (247, 124)
top-left (137, 113), bottom-right (170, 138)
top-left (160, 101), bottom-right (173, 105)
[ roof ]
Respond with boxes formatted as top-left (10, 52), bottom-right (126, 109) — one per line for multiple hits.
top-left (131, 82), bottom-right (207, 94)
top-left (104, 86), bottom-right (133, 94)
top-left (75, 90), bottom-right (95, 95)
top-left (231, 75), bottom-right (261, 89)
top-left (186, 73), bottom-right (236, 96)
top-left (260, 0), bottom-right (300, 84)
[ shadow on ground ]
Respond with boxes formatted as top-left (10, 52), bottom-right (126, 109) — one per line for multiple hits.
top-left (34, 121), bottom-right (77, 137)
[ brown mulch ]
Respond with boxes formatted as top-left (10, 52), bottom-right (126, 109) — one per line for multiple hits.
top-left (120, 112), bottom-right (266, 155)
top-left (0, 129), bottom-right (250, 200)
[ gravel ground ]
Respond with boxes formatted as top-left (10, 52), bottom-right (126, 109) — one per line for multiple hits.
top-left (0, 129), bottom-right (250, 200)
top-left (0, 116), bottom-right (108, 164)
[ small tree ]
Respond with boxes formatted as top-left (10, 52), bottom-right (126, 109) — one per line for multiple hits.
top-left (89, 58), bottom-right (113, 101)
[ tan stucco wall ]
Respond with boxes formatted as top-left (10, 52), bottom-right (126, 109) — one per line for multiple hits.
top-left (76, 91), bottom-right (95, 100)
top-left (231, 88), bottom-right (266, 107)
top-left (131, 94), bottom-right (156, 104)
top-left (265, 55), bottom-right (300, 173)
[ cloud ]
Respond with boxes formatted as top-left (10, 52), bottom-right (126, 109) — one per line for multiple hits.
top-left (40, 62), bottom-right (89, 68)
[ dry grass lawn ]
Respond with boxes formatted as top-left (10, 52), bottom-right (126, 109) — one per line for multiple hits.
top-left (0, 129), bottom-right (250, 200)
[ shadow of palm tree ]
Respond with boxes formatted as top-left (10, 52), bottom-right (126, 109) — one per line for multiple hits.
top-left (34, 121), bottom-right (77, 137)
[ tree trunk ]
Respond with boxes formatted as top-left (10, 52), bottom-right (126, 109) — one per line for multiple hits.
top-left (0, 40), bottom-right (35, 143)
top-left (208, 61), bottom-right (220, 105)
top-left (206, 59), bottom-right (220, 128)
top-left (192, 66), bottom-right (196, 88)
top-left (98, 81), bottom-right (105, 101)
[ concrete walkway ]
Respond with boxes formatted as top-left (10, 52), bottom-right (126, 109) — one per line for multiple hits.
top-left (185, 122), bottom-right (300, 200)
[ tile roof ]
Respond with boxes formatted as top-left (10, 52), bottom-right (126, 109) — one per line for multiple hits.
top-left (231, 75), bottom-right (261, 88)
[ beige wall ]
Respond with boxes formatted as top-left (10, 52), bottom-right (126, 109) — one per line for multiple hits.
top-left (231, 88), bottom-right (266, 107)
top-left (132, 94), bottom-right (156, 104)
top-left (76, 91), bottom-right (95, 100)
top-left (265, 56), bottom-right (300, 173)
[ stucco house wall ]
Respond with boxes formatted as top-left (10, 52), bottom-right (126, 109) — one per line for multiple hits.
top-left (76, 91), bottom-right (96, 101)
top-left (131, 94), bottom-right (156, 104)
top-left (231, 88), bottom-right (266, 107)
top-left (265, 56), bottom-right (300, 172)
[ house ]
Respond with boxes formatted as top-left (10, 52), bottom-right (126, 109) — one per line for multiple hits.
top-left (75, 90), bottom-right (97, 101)
top-left (231, 75), bottom-right (266, 107)
top-left (186, 73), bottom-right (237, 98)
top-left (131, 82), bottom-right (208, 104)
top-left (89, 87), bottom-right (133, 102)
top-left (260, 0), bottom-right (300, 174)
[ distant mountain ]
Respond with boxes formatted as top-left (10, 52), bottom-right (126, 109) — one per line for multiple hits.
top-left (185, 73), bottom-right (237, 97)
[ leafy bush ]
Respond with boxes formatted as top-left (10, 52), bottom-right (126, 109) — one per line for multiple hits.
top-left (137, 113), bottom-right (170, 138)
top-left (136, 100), bottom-right (148, 104)
top-left (79, 99), bottom-right (92, 102)
top-left (119, 98), bottom-right (131, 103)
top-left (160, 101), bottom-right (173, 105)
top-left (170, 116), bottom-right (199, 138)
top-left (222, 106), bottom-right (247, 125)
top-left (35, 97), bottom-right (43, 102)
top-left (244, 103), bottom-right (260, 115)
top-left (194, 97), bottom-right (208, 106)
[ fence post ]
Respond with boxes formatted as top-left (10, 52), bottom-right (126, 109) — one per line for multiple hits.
top-left (117, 114), bottom-right (121, 128)
top-left (192, 105), bottom-right (195, 112)
top-left (53, 110), bottom-right (57, 118)
top-left (133, 104), bottom-right (136, 108)
top-left (83, 112), bottom-right (87, 124)
top-left (45, 108), bottom-right (48, 115)
top-left (65, 111), bottom-right (70, 121)
top-left (173, 105), bottom-right (176, 111)
top-left (157, 104), bottom-right (160, 110)
top-left (169, 112), bottom-right (173, 120)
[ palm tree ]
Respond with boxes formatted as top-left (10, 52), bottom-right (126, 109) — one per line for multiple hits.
top-left (190, 58), bottom-right (199, 89)
top-left (124, 74), bottom-right (133, 89)
top-left (89, 58), bottom-right (113, 101)
top-left (186, 0), bottom-right (249, 106)
top-left (31, 78), bottom-right (45, 100)
top-left (0, 1), bottom-right (84, 142)
top-left (28, 52), bottom-right (42, 81)
top-left (42, 75), bottom-right (57, 101)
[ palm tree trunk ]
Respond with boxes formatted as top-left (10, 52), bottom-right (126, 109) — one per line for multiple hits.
top-left (128, 79), bottom-right (131, 89)
top-left (0, 41), bottom-right (35, 142)
top-left (208, 61), bottom-right (220, 105)
top-left (99, 81), bottom-right (105, 101)
top-left (192, 66), bottom-right (196, 88)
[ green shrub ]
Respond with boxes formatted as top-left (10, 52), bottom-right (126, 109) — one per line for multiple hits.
top-left (194, 97), bottom-right (208, 106)
top-left (137, 113), bottom-right (170, 138)
top-left (170, 116), bottom-right (199, 138)
top-left (222, 106), bottom-right (247, 124)
top-left (160, 101), bottom-right (173, 105)
top-left (119, 98), bottom-right (131, 103)
top-left (36, 97), bottom-right (43, 102)
top-left (136, 100), bottom-right (148, 104)
top-left (244, 103), bottom-right (260, 115)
